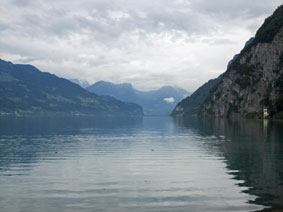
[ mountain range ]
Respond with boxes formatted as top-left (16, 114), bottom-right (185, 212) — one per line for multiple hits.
top-left (0, 59), bottom-right (143, 116)
top-left (86, 81), bottom-right (189, 115)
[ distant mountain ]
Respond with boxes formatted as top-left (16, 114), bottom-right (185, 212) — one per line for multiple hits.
top-left (171, 76), bottom-right (222, 117)
top-left (86, 81), bottom-right (189, 115)
top-left (69, 78), bottom-right (90, 88)
top-left (87, 81), bottom-right (136, 101)
top-left (201, 5), bottom-right (283, 119)
top-left (0, 59), bottom-right (143, 116)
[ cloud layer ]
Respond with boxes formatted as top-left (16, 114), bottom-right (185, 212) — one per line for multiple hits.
top-left (0, 0), bottom-right (281, 91)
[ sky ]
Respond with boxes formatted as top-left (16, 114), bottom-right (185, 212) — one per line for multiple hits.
top-left (0, 0), bottom-right (282, 92)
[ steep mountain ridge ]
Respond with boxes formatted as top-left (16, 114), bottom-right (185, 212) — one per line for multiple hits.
top-left (171, 37), bottom-right (255, 118)
top-left (87, 81), bottom-right (189, 115)
top-left (0, 59), bottom-right (143, 116)
top-left (171, 76), bottom-right (221, 117)
top-left (201, 5), bottom-right (283, 119)
top-left (69, 78), bottom-right (90, 88)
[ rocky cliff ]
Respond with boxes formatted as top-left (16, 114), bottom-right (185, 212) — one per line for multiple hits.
top-left (201, 5), bottom-right (283, 119)
top-left (171, 76), bottom-right (221, 117)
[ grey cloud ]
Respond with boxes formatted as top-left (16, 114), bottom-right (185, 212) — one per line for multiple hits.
top-left (0, 0), bottom-right (282, 91)
top-left (2, 0), bottom-right (214, 41)
top-left (190, 0), bottom-right (280, 17)
top-left (12, 0), bottom-right (33, 7)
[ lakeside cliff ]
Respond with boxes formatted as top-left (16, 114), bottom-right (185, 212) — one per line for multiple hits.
top-left (202, 5), bottom-right (283, 118)
top-left (173, 5), bottom-right (283, 119)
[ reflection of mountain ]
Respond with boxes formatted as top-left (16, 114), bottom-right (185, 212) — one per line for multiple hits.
top-left (87, 81), bottom-right (189, 115)
top-left (175, 117), bottom-right (283, 210)
top-left (0, 115), bottom-right (143, 135)
top-left (0, 116), bottom-right (142, 171)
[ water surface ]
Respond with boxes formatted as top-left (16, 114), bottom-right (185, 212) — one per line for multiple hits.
top-left (0, 116), bottom-right (282, 212)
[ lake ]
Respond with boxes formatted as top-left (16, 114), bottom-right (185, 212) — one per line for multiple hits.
top-left (0, 115), bottom-right (282, 212)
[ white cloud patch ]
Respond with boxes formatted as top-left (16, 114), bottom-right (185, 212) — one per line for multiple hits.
top-left (0, 0), bottom-right (282, 92)
top-left (164, 97), bottom-right (175, 104)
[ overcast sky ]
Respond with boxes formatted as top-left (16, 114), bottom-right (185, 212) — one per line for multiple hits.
top-left (0, 0), bottom-right (282, 92)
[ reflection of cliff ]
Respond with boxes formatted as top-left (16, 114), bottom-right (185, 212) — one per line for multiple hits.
top-left (175, 117), bottom-right (283, 209)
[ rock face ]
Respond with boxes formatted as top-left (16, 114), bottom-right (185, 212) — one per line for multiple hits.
top-left (0, 59), bottom-right (143, 116)
top-left (201, 5), bottom-right (283, 119)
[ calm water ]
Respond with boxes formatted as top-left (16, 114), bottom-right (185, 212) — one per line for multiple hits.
top-left (0, 116), bottom-right (282, 212)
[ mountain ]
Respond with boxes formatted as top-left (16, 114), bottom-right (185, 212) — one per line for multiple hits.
top-left (86, 81), bottom-right (189, 115)
top-left (0, 59), bottom-right (143, 116)
top-left (171, 37), bottom-right (253, 118)
top-left (171, 76), bottom-right (221, 117)
top-left (201, 5), bottom-right (283, 119)
top-left (69, 78), bottom-right (90, 88)
top-left (87, 81), bottom-right (136, 101)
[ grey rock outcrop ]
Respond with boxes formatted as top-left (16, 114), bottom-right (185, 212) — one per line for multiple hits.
top-left (201, 6), bottom-right (283, 119)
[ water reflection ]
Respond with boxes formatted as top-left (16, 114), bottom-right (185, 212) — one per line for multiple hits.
top-left (0, 115), bottom-right (143, 173)
top-left (0, 115), bottom-right (143, 135)
top-left (175, 117), bottom-right (283, 209)
top-left (1, 115), bottom-right (282, 211)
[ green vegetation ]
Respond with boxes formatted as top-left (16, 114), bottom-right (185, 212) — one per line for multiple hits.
top-left (275, 74), bottom-right (283, 92)
top-left (266, 94), bottom-right (283, 119)
top-left (261, 84), bottom-right (273, 106)
top-left (199, 5), bottom-right (283, 119)
top-left (245, 112), bottom-right (261, 119)
top-left (273, 111), bottom-right (283, 119)
top-left (226, 103), bottom-right (240, 117)
top-left (226, 5), bottom-right (283, 75)
top-left (235, 75), bottom-right (251, 89)
top-left (0, 59), bottom-right (143, 116)
top-left (280, 52), bottom-right (283, 64)
top-left (274, 95), bottom-right (283, 113)
top-left (239, 5), bottom-right (283, 55)
top-left (171, 76), bottom-right (222, 117)
top-left (0, 72), bottom-right (17, 82)
top-left (44, 93), bottom-right (75, 104)
top-left (261, 80), bottom-right (283, 118)
top-left (233, 63), bottom-right (255, 75)
top-left (252, 5), bottom-right (283, 44)
top-left (278, 51), bottom-right (283, 70)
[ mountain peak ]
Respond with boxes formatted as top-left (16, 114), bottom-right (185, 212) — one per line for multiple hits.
top-left (91, 81), bottom-right (133, 90)
top-left (240, 5), bottom-right (283, 54)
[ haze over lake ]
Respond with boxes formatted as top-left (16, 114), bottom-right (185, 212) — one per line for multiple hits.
top-left (0, 116), bottom-right (282, 212)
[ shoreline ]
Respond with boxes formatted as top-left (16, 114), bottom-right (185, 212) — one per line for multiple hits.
top-left (255, 208), bottom-right (283, 212)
